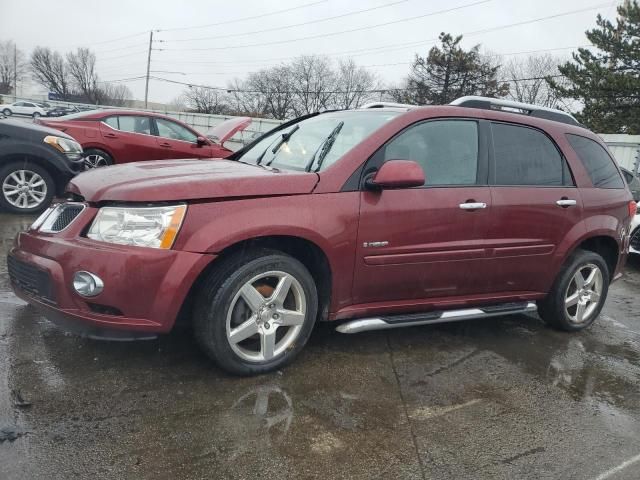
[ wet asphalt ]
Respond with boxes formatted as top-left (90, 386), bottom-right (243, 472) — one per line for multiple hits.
top-left (0, 213), bottom-right (639, 480)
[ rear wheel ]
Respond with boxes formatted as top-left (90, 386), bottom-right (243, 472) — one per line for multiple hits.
top-left (32, 112), bottom-right (41, 119)
top-left (193, 249), bottom-right (318, 376)
top-left (0, 162), bottom-right (54, 213)
top-left (537, 249), bottom-right (609, 331)
top-left (2, 108), bottom-right (11, 116)
top-left (83, 148), bottom-right (113, 169)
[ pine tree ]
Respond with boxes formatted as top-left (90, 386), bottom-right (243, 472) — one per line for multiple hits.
top-left (549, 1), bottom-right (640, 133)
top-left (392, 33), bottom-right (508, 105)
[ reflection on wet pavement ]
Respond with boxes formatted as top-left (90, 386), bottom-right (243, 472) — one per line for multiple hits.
top-left (0, 212), bottom-right (639, 479)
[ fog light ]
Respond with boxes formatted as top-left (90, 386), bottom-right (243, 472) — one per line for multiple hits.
top-left (72, 271), bottom-right (104, 297)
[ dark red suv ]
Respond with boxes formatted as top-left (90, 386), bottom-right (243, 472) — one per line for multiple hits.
top-left (8, 97), bottom-right (635, 375)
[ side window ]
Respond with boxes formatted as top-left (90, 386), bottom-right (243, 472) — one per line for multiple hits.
top-left (155, 118), bottom-right (198, 143)
top-left (491, 123), bottom-right (571, 186)
top-left (566, 134), bottom-right (625, 188)
top-left (14, 102), bottom-right (25, 107)
top-left (104, 116), bottom-right (119, 129)
top-left (381, 120), bottom-right (479, 186)
top-left (118, 116), bottom-right (151, 135)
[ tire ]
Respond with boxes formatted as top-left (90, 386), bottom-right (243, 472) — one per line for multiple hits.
top-left (83, 148), bottom-right (113, 169)
top-left (0, 162), bottom-right (55, 214)
top-left (537, 249), bottom-right (610, 331)
top-left (193, 249), bottom-right (318, 376)
top-left (2, 108), bottom-right (11, 116)
top-left (32, 112), bottom-right (41, 119)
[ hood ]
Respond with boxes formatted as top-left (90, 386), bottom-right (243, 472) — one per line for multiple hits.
top-left (206, 117), bottom-right (252, 145)
top-left (67, 159), bottom-right (319, 203)
top-left (0, 117), bottom-right (77, 141)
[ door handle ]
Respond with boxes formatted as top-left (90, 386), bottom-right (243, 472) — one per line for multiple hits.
top-left (459, 202), bottom-right (487, 210)
top-left (556, 199), bottom-right (577, 207)
top-left (103, 133), bottom-right (117, 138)
top-left (159, 142), bottom-right (172, 148)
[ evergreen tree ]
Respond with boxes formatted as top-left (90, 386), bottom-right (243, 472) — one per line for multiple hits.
top-left (549, 1), bottom-right (640, 133)
top-left (392, 33), bottom-right (508, 105)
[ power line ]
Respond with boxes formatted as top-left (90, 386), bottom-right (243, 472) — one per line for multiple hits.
top-left (164, 0), bottom-right (410, 42)
top-left (161, 0), bottom-right (492, 51)
top-left (94, 42), bottom-right (148, 54)
top-left (157, 0), bottom-right (328, 32)
top-left (96, 76), bottom-right (147, 84)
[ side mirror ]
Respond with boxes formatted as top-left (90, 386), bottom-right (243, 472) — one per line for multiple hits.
top-left (366, 160), bottom-right (425, 190)
top-left (196, 136), bottom-right (208, 146)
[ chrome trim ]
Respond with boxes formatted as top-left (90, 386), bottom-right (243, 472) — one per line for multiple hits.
top-left (72, 271), bottom-right (104, 297)
top-left (556, 199), bottom-right (577, 207)
top-left (336, 302), bottom-right (538, 334)
top-left (450, 96), bottom-right (579, 123)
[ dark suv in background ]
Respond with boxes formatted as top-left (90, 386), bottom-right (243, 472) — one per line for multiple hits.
top-left (0, 116), bottom-right (84, 213)
top-left (8, 96), bottom-right (635, 375)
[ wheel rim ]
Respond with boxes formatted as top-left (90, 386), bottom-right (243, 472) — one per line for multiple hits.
top-left (84, 154), bottom-right (108, 169)
top-left (33, 112), bottom-right (40, 118)
top-left (564, 263), bottom-right (603, 324)
top-left (2, 169), bottom-right (47, 209)
top-left (3, 109), bottom-right (11, 116)
top-left (226, 270), bottom-right (306, 363)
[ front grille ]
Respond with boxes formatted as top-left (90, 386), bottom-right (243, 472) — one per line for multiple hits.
top-left (7, 255), bottom-right (55, 304)
top-left (50, 204), bottom-right (84, 231)
top-left (40, 203), bottom-right (85, 232)
top-left (631, 228), bottom-right (640, 250)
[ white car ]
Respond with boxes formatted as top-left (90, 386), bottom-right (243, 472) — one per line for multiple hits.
top-left (630, 214), bottom-right (640, 254)
top-left (1, 101), bottom-right (48, 118)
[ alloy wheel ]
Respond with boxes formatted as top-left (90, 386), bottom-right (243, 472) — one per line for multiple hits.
top-left (226, 271), bottom-right (306, 362)
top-left (564, 263), bottom-right (603, 324)
top-left (2, 169), bottom-right (47, 210)
top-left (84, 154), bottom-right (108, 169)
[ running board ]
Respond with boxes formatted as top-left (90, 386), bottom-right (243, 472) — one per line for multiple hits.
top-left (335, 302), bottom-right (538, 334)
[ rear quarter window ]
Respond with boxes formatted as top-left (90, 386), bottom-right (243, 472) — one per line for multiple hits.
top-left (566, 134), bottom-right (624, 188)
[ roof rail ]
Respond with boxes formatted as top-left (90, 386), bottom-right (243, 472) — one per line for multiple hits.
top-left (449, 96), bottom-right (580, 126)
top-left (360, 102), bottom-right (415, 109)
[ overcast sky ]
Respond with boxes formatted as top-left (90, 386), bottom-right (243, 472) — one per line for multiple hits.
top-left (1, 0), bottom-right (622, 103)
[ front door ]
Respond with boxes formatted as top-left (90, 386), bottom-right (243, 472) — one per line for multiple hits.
top-left (352, 119), bottom-right (492, 305)
top-left (153, 117), bottom-right (213, 159)
top-left (485, 121), bottom-right (583, 293)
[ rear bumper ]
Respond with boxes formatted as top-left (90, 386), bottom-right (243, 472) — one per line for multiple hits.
top-left (9, 228), bottom-right (213, 337)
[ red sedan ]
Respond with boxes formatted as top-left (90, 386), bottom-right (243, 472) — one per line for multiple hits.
top-left (37, 110), bottom-right (251, 168)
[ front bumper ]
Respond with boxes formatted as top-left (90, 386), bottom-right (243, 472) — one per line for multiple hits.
top-left (8, 208), bottom-right (213, 338)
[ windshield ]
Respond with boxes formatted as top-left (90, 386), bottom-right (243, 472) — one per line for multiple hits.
top-left (237, 110), bottom-right (399, 172)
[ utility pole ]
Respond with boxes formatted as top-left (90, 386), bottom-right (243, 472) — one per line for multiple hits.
top-left (13, 43), bottom-right (17, 101)
top-left (144, 30), bottom-right (153, 109)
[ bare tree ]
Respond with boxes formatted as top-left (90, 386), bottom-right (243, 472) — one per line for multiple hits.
top-left (503, 54), bottom-right (568, 108)
top-left (183, 86), bottom-right (229, 114)
top-left (289, 55), bottom-right (336, 116)
top-left (0, 41), bottom-right (27, 95)
top-left (334, 59), bottom-right (380, 109)
top-left (102, 83), bottom-right (132, 106)
top-left (30, 47), bottom-right (72, 99)
top-left (67, 48), bottom-right (99, 103)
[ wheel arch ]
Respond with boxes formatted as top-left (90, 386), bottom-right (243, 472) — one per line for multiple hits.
top-left (82, 144), bottom-right (115, 161)
top-left (176, 235), bottom-right (333, 328)
top-left (561, 232), bottom-right (620, 281)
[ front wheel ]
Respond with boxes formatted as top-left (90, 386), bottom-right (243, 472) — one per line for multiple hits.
top-left (32, 112), bottom-right (41, 119)
top-left (537, 249), bottom-right (609, 331)
top-left (193, 249), bottom-right (318, 376)
top-left (0, 162), bottom-right (55, 213)
top-left (2, 108), bottom-right (11, 116)
top-left (83, 148), bottom-right (113, 169)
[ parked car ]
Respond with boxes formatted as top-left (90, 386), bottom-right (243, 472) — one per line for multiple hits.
top-left (8, 96), bottom-right (635, 375)
top-left (2, 101), bottom-right (49, 118)
top-left (37, 110), bottom-right (251, 168)
top-left (630, 213), bottom-right (640, 254)
top-left (0, 116), bottom-right (84, 213)
top-left (620, 167), bottom-right (640, 202)
top-left (46, 106), bottom-right (82, 117)
top-left (206, 117), bottom-right (252, 145)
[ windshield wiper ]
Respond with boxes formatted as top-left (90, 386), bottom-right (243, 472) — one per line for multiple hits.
top-left (257, 125), bottom-right (300, 166)
top-left (305, 121), bottom-right (344, 172)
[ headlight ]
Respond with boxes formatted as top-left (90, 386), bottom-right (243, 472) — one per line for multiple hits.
top-left (87, 204), bottom-right (187, 249)
top-left (43, 135), bottom-right (83, 160)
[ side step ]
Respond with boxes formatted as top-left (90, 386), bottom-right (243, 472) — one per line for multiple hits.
top-left (335, 302), bottom-right (537, 334)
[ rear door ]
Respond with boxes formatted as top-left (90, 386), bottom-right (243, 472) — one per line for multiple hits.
top-left (99, 115), bottom-right (161, 163)
top-left (13, 102), bottom-right (27, 115)
top-left (152, 117), bottom-right (213, 159)
top-left (352, 118), bottom-right (493, 305)
top-left (485, 122), bottom-right (582, 294)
